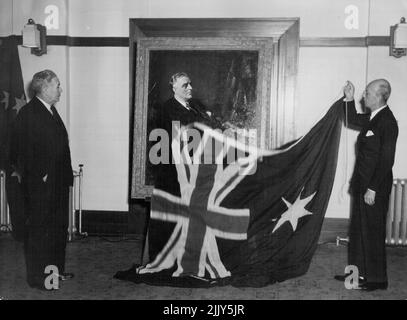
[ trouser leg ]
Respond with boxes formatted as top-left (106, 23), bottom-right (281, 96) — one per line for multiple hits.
top-left (348, 194), bottom-right (366, 277)
top-left (361, 195), bottom-right (388, 283)
top-left (24, 226), bottom-right (51, 287)
top-left (24, 180), bottom-right (53, 287)
top-left (52, 186), bottom-right (69, 274)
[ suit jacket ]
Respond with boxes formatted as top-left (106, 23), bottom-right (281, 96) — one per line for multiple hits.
top-left (153, 97), bottom-right (222, 195)
top-left (10, 96), bottom-right (73, 189)
top-left (157, 97), bottom-right (222, 133)
top-left (345, 100), bottom-right (398, 196)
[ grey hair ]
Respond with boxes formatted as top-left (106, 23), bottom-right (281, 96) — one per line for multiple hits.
top-left (376, 79), bottom-right (391, 103)
top-left (169, 72), bottom-right (190, 90)
top-left (30, 69), bottom-right (58, 95)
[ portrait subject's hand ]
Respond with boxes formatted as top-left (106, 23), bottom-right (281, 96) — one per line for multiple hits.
top-left (223, 121), bottom-right (238, 131)
top-left (43, 174), bottom-right (48, 182)
top-left (364, 189), bottom-right (376, 206)
top-left (343, 81), bottom-right (355, 101)
top-left (11, 171), bottom-right (22, 184)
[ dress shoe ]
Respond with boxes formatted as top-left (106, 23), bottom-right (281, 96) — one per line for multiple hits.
top-left (58, 272), bottom-right (74, 281)
top-left (359, 282), bottom-right (388, 291)
top-left (334, 273), bottom-right (366, 284)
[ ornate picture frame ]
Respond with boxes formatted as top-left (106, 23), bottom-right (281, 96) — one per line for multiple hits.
top-left (130, 19), bottom-right (299, 199)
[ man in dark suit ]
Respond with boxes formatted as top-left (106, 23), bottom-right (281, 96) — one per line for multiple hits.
top-left (154, 72), bottom-right (226, 195)
top-left (335, 79), bottom-right (398, 291)
top-left (10, 70), bottom-right (74, 290)
top-left (158, 72), bottom-right (223, 134)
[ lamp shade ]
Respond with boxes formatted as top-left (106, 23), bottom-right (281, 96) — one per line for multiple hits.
top-left (22, 24), bottom-right (40, 48)
top-left (394, 23), bottom-right (407, 48)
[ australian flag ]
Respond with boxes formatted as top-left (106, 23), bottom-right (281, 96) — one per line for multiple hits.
top-left (0, 36), bottom-right (26, 170)
top-left (115, 98), bottom-right (344, 287)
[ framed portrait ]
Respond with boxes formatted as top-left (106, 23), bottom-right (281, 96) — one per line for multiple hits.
top-left (130, 19), bottom-right (299, 199)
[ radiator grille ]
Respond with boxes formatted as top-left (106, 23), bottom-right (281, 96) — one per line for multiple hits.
top-left (1, 167), bottom-right (84, 238)
top-left (386, 179), bottom-right (407, 246)
top-left (0, 170), bottom-right (11, 231)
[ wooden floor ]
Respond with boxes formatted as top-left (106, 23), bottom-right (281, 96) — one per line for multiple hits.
top-left (1, 232), bottom-right (407, 300)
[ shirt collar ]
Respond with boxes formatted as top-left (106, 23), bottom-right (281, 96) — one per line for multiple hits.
top-left (36, 96), bottom-right (53, 114)
top-left (174, 96), bottom-right (191, 111)
top-left (370, 104), bottom-right (387, 120)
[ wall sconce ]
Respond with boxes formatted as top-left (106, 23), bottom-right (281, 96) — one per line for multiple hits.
top-left (390, 17), bottom-right (407, 58)
top-left (22, 19), bottom-right (47, 56)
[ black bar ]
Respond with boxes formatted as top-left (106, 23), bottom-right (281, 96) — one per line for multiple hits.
top-left (1, 35), bottom-right (389, 48)
top-left (0, 35), bottom-right (129, 47)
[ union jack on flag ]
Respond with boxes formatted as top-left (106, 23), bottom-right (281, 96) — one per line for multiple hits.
top-left (139, 125), bottom-right (258, 279)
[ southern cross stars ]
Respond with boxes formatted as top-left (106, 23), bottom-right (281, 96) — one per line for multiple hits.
top-left (272, 190), bottom-right (316, 233)
top-left (1, 91), bottom-right (10, 110)
top-left (0, 91), bottom-right (25, 114)
top-left (12, 94), bottom-right (26, 114)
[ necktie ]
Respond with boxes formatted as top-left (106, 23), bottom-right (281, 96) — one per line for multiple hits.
top-left (51, 105), bottom-right (57, 116)
top-left (186, 102), bottom-right (199, 115)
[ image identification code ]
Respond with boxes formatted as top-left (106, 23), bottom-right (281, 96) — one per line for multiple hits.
top-left (163, 304), bottom-right (245, 317)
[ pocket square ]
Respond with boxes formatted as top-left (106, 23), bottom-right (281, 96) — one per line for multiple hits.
top-left (366, 130), bottom-right (374, 137)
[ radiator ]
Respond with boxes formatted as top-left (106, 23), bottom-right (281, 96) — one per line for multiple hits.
top-left (1, 166), bottom-right (85, 239)
top-left (0, 170), bottom-right (11, 232)
top-left (68, 164), bottom-right (87, 241)
top-left (386, 179), bottom-right (407, 246)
